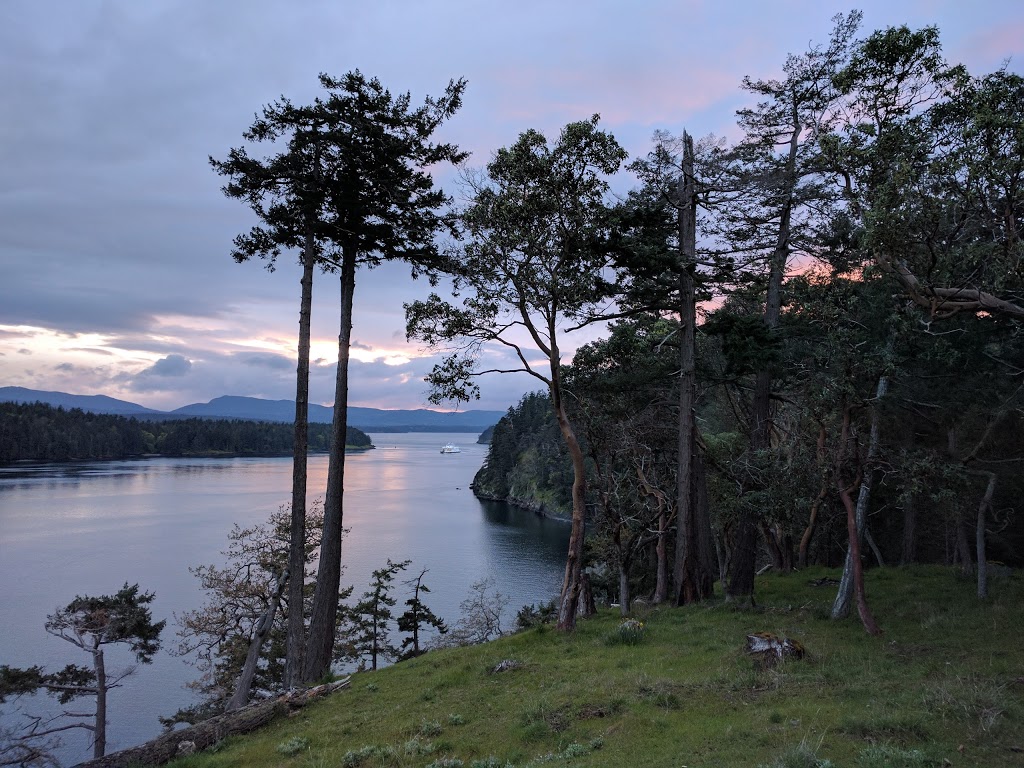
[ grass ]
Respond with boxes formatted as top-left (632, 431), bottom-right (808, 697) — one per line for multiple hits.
top-left (169, 566), bottom-right (1024, 767)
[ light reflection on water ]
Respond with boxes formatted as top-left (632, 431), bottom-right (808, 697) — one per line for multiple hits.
top-left (0, 434), bottom-right (568, 764)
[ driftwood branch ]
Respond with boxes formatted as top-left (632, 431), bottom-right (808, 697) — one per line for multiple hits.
top-left (72, 678), bottom-right (350, 768)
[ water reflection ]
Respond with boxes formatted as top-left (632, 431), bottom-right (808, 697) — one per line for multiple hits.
top-left (0, 436), bottom-right (569, 765)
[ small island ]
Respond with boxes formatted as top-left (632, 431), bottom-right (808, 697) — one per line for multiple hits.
top-left (0, 401), bottom-right (373, 464)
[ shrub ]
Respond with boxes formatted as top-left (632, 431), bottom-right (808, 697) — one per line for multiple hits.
top-left (606, 618), bottom-right (646, 646)
top-left (275, 736), bottom-right (310, 756)
top-left (516, 599), bottom-right (558, 629)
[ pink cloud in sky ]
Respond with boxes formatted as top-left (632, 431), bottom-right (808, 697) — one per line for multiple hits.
top-left (953, 22), bottom-right (1024, 73)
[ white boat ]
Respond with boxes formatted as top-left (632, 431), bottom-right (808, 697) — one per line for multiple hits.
top-left (440, 443), bottom-right (461, 454)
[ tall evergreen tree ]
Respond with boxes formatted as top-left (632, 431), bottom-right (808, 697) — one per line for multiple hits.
top-left (301, 72), bottom-right (466, 684)
top-left (213, 72), bottom-right (466, 686)
top-left (211, 90), bottom-right (341, 687)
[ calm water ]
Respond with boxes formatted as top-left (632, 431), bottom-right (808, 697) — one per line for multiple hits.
top-left (0, 433), bottom-right (569, 764)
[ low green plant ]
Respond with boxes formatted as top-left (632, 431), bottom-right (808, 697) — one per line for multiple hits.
top-left (340, 745), bottom-right (376, 767)
top-left (855, 744), bottom-right (937, 767)
top-left (605, 618), bottom-right (646, 646)
top-left (275, 736), bottom-right (310, 756)
top-left (404, 736), bottom-right (436, 756)
top-left (469, 758), bottom-right (512, 768)
top-left (425, 759), bottom-right (464, 768)
top-left (419, 719), bottom-right (444, 737)
top-left (758, 743), bottom-right (834, 768)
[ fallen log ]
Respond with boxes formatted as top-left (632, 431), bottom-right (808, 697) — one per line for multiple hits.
top-left (73, 678), bottom-right (351, 768)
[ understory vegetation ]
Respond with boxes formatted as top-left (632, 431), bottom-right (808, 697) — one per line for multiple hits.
top-left (167, 567), bottom-right (1024, 768)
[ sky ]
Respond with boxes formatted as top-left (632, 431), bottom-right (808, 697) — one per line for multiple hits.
top-left (1, 1), bottom-right (1021, 413)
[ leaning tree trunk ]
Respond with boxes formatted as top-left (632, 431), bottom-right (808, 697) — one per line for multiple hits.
top-left (798, 424), bottom-right (828, 569)
top-left (635, 463), bottom-right (670, 604)
top-left (832, 398), bottom-right (882, 635)
top-left (303, 248), bottom-right (357, 683)
top-left (75, 680), bottom-right (350, 768)
top-left (227, 569), bottom-right (288, 711)
top-left (285, 227), bottom-right (316, 689)
top-left (674, 132), bottom-right (715, 606)
top-left (833, 375), bottom-right (887, 620)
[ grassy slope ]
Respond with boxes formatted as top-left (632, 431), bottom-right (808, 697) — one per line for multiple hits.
top-left (170, 566), bottom-right (1023, 768)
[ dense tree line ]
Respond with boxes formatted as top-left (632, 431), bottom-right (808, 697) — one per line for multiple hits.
top-left (0, 402), bottom-right (371, 464)
top-left (416, 13), bottom-right (1024, 630)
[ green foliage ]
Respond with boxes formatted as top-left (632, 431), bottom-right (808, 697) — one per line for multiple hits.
top-left (397, 568), bottom-right (448, 660)
top-left (275, 736), bottom-right (310, 756)
top-left (47, 583), bottom-right (165, 664)
top-left (604, 618), bottom-right (646, 646)
top-left (350, 559), bottom-right (410, 670)
top-left (211, 70), bottom-right (468, 274)
top-left (855, 745), bottom-right (937, 767)
top-left (515, 600), bottom-right (558, 630)
top-left (0, 401), bottom-right (371, 463)
top-left (0, 665), bottom-right (44, 703)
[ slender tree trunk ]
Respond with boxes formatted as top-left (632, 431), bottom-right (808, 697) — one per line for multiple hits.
top-left (832, 400), bottom-right (882, 635)
top-left (579, 572), bottom-right (596, 617)
top-left (93, 646), bottom-right (106, 759)
top-left (634, 461), bottom-right (670, 604)
top-left (674, 132), bottom-right (715, 606)
top-left (974, 472), bottom-right (995, 599)
top-left (553, 357), bottom-right (588, 631)
top-left (614, 565), bottom-right (630, 618)
top-left (228, 569), bottom-right (288, 711)
top-left (865, 529), bottom-right (885, 567)
top-left (799, 467), bottom-right (829, 569)
top-left (729, 111), bottom-right (801, 602)
top-left (654, 504), bottom-right (669, 603)
top-left (954, 519), bottom-right (973, 574)
top-left (833, 375), bottom-right (887, 619)
top-left (694, 451), bottom-right (716, 591)
top-left (303, 248), bottom-right (357, 683)
top-left (610, 508), bottom-right (630, 616)
top-left (761, 524), bottom-right (789, 571)
top-left (900, 494), bottom-right (917, 565)
top-left (285, 229), bottom-right (316, 688)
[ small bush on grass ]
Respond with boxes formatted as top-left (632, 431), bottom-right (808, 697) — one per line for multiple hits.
top-left (855, 744), bottom-right (939, 767)
top-left (605, 618), bottom-right (646, 646)
top-left (276, 736), bottom-right (310, 756)
top-left (419, 720), bottom-right (444, 737)
top-left (425, 759), bottom-right (464, 768)
top-left (757, 742), bottom-right (834, 768)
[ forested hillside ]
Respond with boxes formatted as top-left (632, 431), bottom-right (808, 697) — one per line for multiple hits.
top-left (421, 15), bottom-right (1024, 625)
top-left (472, 393), bottom-right (573, 518)
top-left (0, 401), bottom-right (372, 463)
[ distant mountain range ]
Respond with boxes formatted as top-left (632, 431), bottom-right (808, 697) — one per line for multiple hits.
top-left (0, 387), bottom-right (505, 433)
